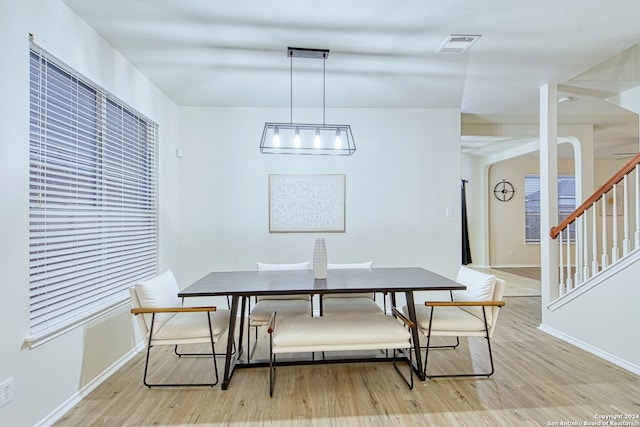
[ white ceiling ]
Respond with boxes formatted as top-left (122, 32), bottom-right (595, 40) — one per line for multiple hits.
top-left (62, 0), bottom-right (640, 159)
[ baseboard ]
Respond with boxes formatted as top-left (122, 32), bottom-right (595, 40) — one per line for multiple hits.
top-left (538, 324), bottom-right (640, 376)
top-left (35, 342), bottom-right (145, 427)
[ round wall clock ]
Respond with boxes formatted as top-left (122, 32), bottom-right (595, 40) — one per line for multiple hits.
top-left (493, 179), bottom-right (515, 202)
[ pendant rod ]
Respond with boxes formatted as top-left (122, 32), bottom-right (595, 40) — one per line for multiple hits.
top-left (323, 56), bottom-right (326, 125)
top-left (290, 53), bottom-right (293, 124)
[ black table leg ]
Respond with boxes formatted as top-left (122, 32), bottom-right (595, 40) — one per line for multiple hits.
top-left (237, 295), bottom-right (246, 358)
top-left (404, 290), bottom-right (426, 381)
top-left (222, 295), bottom-right (239, 390)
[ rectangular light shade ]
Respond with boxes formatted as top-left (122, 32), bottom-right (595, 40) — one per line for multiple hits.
top-left (260, 123), bottom-right (356, 156)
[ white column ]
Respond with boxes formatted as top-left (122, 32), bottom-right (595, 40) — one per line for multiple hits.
top-left (540, 84), bottom-right (559, 306)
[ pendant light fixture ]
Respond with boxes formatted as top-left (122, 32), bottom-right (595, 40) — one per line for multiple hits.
top-left (260, 47), bottom-right (356, 156)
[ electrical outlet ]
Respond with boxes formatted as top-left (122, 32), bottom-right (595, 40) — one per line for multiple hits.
top-left (0, 378), bottom-right (14, 407)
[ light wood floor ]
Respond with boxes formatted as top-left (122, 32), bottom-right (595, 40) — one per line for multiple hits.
top-left (54, 271), bottom-right (639, 426)
top-left (472, 267), bottom-right (541, 297)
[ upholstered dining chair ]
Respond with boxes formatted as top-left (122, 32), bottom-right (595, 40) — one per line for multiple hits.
top-left (246, 261), bottom-right (313, 362)
top-left (407, 266), bottom-right (506, 378)
top-left (130, 269), bottom-right (230, 387)
top-left (320, 262), bottom-right (385, 316)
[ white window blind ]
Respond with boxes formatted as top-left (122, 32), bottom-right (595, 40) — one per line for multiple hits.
top-left (28, 47), bottom-right (158, 344)
top-left (524, 174), bottom-right (575, 243)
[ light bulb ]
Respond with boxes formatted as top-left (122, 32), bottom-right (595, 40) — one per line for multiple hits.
top-left (314, 129), bottom-right (321, 148)
top-left (294, 127), bottom-right (301, 148)
top-left (273, 127), bottom-right (280, 147)
top-left (334, 129), bottom-right (342, 149)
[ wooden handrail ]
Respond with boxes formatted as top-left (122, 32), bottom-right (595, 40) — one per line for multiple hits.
top-left (550, 152), bottom-right (640, 239)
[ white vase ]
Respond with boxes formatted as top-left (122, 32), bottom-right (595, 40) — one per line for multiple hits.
top-left (313, 238), bottom-right (328, 279)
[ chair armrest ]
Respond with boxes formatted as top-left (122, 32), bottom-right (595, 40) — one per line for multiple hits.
top-left (425, 301), bottom-right (505, 307)
top-left (131, 306), bottom-right (217, 315)
top-left (267, 311), bottom-right (276, 334)
top-left (392, 307), bottom-right (415, 329)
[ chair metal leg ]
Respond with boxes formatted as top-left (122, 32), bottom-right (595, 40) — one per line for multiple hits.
top-left (246, 324), bottom-right (259, 363)
top-left (418, 337), bottom-right (459, 351)
top-left (175, 337), bottom-right (236, 358)
top-left (423, 307), bottom-right (497, 379)
top-left (141, 313), bottom-right (220, 387)
top-left (269, 333), bottom-right (275, 397)
top-left (392, 346), bottom-right (414, 389)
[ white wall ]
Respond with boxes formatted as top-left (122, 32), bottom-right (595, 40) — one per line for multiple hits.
top-left (0, 1), bottom-right (462, 425)
top-left (0, 1), bottom-right (179, 425)
top-left (541, 254), bottom-right (640, 371)
top-left (484, 156), bottom-right (627, 267)
top-left (173, 106), bottom-right (462, 307)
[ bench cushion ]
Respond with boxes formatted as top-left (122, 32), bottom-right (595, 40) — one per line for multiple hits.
top-left (272, 314), bottom-right (410, 353)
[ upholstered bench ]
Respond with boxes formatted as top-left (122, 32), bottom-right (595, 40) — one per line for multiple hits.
top-left (267, 308), bottom-right (414, 396)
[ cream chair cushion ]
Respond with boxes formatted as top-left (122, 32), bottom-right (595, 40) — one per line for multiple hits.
top-left (327, 261), bottom-right (373, 269)
top-left (131, 269), bottom-right (230, 344)
top-left (251, 261), bottom-right (312, 324)
top-left (322, 262), bottom-right (382, 315)
top-left (249, 299), bottom-right (311, 324)
top-left (411, 305), bottom-right (488, 334)
top-left (452, 266), bottom-right (496, 318)
top-left (134, 269), bottom-right (182, 329)
top-left (151, 311), bottom-right (230, 343)
top-left (406, 273), bottom-right (504, 332)
top-left (135, 269), bottom-right (181, 307)
top-left (257, 261), bottom-right (310, 271)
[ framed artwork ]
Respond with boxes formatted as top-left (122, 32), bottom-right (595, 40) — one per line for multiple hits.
top-left (269, 174), bottom-right (345, 233)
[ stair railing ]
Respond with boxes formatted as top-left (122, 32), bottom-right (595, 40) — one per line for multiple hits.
top-left (549, 153), bottom-right (640, 297)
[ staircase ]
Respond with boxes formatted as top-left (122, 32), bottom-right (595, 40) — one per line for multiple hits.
top-left (543, 154), bottom-right (640, 375)
top-left (549, 153), bottom-right (640, 303)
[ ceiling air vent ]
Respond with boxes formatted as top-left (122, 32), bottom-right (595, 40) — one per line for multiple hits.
top-left (436, 34), bottom-right (481, 54)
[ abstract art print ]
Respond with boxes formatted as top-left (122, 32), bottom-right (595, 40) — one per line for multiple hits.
top-left (269, 174), bottom-right (345, 232)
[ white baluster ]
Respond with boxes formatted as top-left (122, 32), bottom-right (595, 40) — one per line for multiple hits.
top-left (623, 175), bottom-right (630, 256)
top-left (612, 183), bottom-right (619, 263)
top-left (575, 217), bottom-right (582, 286)
top-left (582, 214), bottom-right (589, 281)
top-left (636, 164), bottom-right (640, 249)
top-left (566, 228), bottom-right (573, 291)
top-left (602, 194), bottom-right (609, 269)
top-left (592, 202), bottom-right (599, 275)
top-left (558, 230), bottom-right (565, 295)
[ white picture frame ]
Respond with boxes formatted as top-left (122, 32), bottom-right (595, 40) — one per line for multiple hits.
top-left (269, 174), bottom-right (346, 233)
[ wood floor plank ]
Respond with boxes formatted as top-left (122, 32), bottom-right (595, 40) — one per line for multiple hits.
top-left (54, 293), bottom-right (639, 426)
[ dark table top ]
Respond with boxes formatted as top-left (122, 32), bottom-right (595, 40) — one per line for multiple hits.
top-left (178, 267), bottom-right (465, 297)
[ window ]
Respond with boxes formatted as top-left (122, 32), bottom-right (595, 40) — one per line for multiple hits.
top-left (28, 47), bottom-right (158, 344)
top-left (524, 174), bottom-right (576, 243)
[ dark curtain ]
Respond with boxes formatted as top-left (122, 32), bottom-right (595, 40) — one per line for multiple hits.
top-left (461, 179), bottom-right (472, 265)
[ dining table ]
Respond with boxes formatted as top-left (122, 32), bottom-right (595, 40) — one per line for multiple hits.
top-left (178, 266), bottom-right (466, 390)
